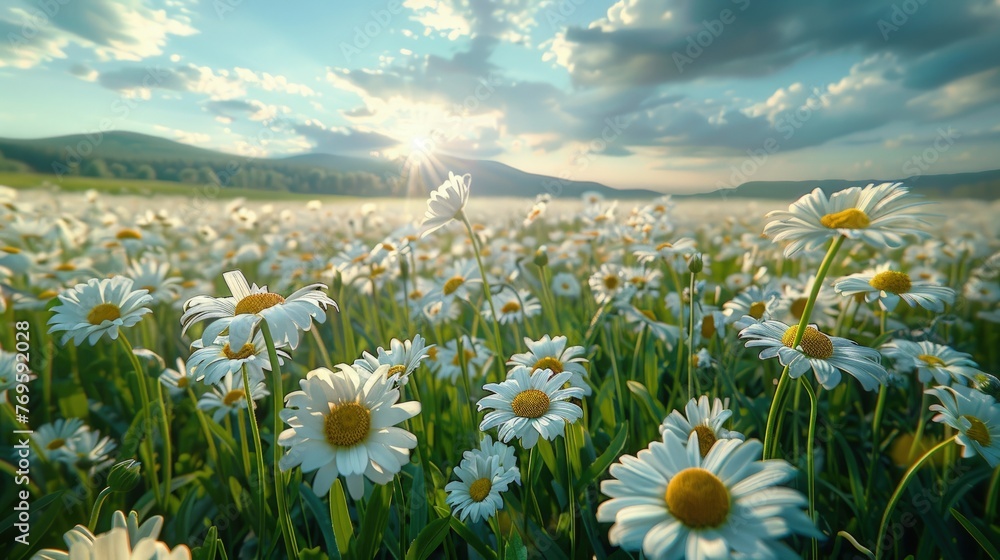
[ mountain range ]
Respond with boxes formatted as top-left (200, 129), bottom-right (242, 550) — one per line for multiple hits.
top-left (1, 131), bottom-right (998, 200)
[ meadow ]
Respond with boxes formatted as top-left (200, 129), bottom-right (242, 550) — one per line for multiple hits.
top-left (1, 180), bottom-right (999, 559)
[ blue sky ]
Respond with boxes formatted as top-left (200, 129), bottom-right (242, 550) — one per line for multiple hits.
top-left (1, 0), bottom-right (999, 193)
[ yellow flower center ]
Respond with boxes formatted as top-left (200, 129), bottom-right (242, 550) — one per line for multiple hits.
top-left (781, 325), bottom-right (834, 359)
top-left (511, 389), bottom-right (550, 419)
top-left (387, 364), bottom-right (406, 376)
top-left (656, 242), bottom-right (674, 251)
top-left (443, 276), bottom-right (465, 296)
top-left (748, 301), bottom-right (766, 320)
top-left (790, 297), bottom-right (808, 320)
top-left (300, 253), bottom-right (315, 262)
top-left (324, 402), bottom-right (371, 447)
top-left (690, 425), bottom-right (718, 458)
top-left (819, 208), bottom-right (870, 230)
top-left (451, 348), bottom-right (476, 366)
top-left (177, 377), bottom-right (190, 389)
top-left (701, 314), bottom-right (716, 339)
top-left (962, 415), bottom-right (992, 447)
top-left (116, 228), bottom-right (143, 240)
top-left (87, 303), bottom-right (122, 325)
top-left (38, 289), bottom-right (58, 299)
top-left (500, 301), bottom-right (521, 314)
top-left (223, 390), bottom-right (246, 406)
top-left (223, 343), bottom-right (256, 360)
top-left (2, 246), bottom-right (20, 254)
top-left (603, 275), bottom-right (620, 290)
top-left (532, 356), bottom-right (564, 374)
top-left (468, 477), bottom-right (493, 502)
top-left (869, 271), bottom-right (912, 294)
top-left (54, 263), bottom-right (76, 271)
top-left (46, 438), bottom-right (66, 450)
top-left (665, 468), bottom-right (730, 529)
top-left (234, 292), bottom-right (286, 315)
top-left (917, 354), bottom-right (945, 368)
top-left (409, 290), bottom-right (424, 300)
top-left (427, 347), bottom-right (438, 361)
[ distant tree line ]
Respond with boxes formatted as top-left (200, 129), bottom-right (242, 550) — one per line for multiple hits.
top-left (0, 142), bottom-right (396, 196)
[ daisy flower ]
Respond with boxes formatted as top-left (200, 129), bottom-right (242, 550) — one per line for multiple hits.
top-left (462, 434), bottom-right (521, 485)
top-left (186, 333), bottom-right (287, 386)
top-left (47, 276), bottom-right (153, 346)
top-left (33, 418), bottom-right (87, 465)
top-left (834, 264), bottom-right (955, 312)
top-left (477, 368), bottom-right (584, 449)
top-left (32, 510), bottom-right (187, 560)
top-left (631, 237), bottom-right (697, 264)
top-left (278, 364), bottom-right (421, 500)
top-left (551, 272), bottom-right (581, 298)
top-left (445, 452), bottom-right (519, 523)
top-left (481, 289), bottom-right (540, 325)
top-left (597, 434), bottom-right (821, 559)
top-left (880, 340), bottom-right (982, 385)
top-left (434, 336), bottom-right (492, 382)
top-left (739, 319), bottom-right (888, 391)
top-left (763, 183), bottom-right (933, 257)
top-left (723, 285), bottom-right (785, 327)
top-left (429, 259), bottom-right (481, 304)
top-left (420, 171), bottom-right (471, 237)
top-left (159, 357), bottom-right (194, 396)
top-left (197, 372), bottom-right (270, 423)
top-left (353, 335), bottom-right (434, 386)
top-left (927, 384), bottom-right (1000, 467)
top-left (588, 263), bottom-right (630, 303)
top-left (507, 335), bottom-right (591, 396)
top-left (180, 270), bottom-right (337, 350)
top-left (660, 396), bottom-right (745, 458)
top-left (64, 428), bottom-right (117, 475)
top-left (126, 255), bottom-right (181, 305)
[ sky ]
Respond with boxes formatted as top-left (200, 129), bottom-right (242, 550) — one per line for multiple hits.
top-left (1, 0), bottom-right (999, 193)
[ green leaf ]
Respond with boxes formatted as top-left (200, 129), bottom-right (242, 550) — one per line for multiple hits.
top-left (626, 381), bottom-right (667, 424)
top-left (329, 479), bottom-right (354, 557)
top-left (836, 531), bottom-right (875, 560)
top-left (504, 529), bottom-right (527, 560)
top-left (298, 547), bottom-right (330, 560)
top-left (300, 483), bottom-right (340, 559)
top-left (3, 491), bottom-right (66, 560)
top-left (191, 526), bottom-right (219, 560)
top-left (356, 483), bottom-right (393, 559)
top-left (576, 421), bottom-right (628, 493)
top-left (408, 466), bottom-right (428, 544)
top-left (404, 516), bottom-right (451, 560)
top-left (950, 508), bottom-right (1000, 559)
top-left (449, 517), bottom-right (498, 560)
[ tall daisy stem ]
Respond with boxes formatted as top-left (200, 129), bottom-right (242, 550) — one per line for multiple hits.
top-left (687, 269), bottom-right (698, 399)
top-left (875, 435), bottom-right (957, 560)
top-left (259, 321), bottom-right (299, 559)
top-left (119, 333), bottom-right (162, 505)
top-left (460, 212), bottom-right (506, 381)
top-left (763, 235), bottom-right (844, 459)
top-left (802, 380), bottom-right (819, 560)
top-left (241, 364), bottom-right (267, 556)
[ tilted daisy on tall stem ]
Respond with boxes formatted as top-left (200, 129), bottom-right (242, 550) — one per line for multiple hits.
top-left (419, 171), bottom-right (506, 381)
top-left (46, 276), bottom-right (170, 505)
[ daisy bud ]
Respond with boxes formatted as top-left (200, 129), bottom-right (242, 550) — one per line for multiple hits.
top-left (107, 459), bottom-right (142, 493)
top-left (533, 246), bottom-right (549, 267)
top-left (688, 253), bottom-right (703, 274)
top-left (973, 373), bottom-right (1000, 400)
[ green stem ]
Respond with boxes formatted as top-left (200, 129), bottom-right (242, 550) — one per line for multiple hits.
top-left (153, 377), bottom-right (173, 502)
top-left (875, 435), bottom-right (957, 560)
top-left (260, 321), bottom-right (299, 559)
top-left (188, 388), bottom-right (219, 466)
top-left (119, 333), bottom-right (162, 505)
top-left (88, 487), bottom-right (113, 531)
top-left (687, 270), bottom-right (698, 399)
top-left (906, 392), bottom-right (931, 463)
top-left (565, 428), bottom-right (577, 560)
top-left (460, 212), bottom-right (506, 382)
top-left (763, 235), bottom-right (845, 459)
top-left (802, 380), bottom-right (819, 560)
top-left (864, 385), bottom-right (889, 507)
top-left (241, 364), bottom-right (267, 558)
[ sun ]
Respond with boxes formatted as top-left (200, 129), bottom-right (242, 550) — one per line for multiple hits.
top-left (408, 135), bottom-right (435, 165)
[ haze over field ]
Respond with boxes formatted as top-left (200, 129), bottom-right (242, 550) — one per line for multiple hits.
top-left (2, 0), bottom-right (1000, 195)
